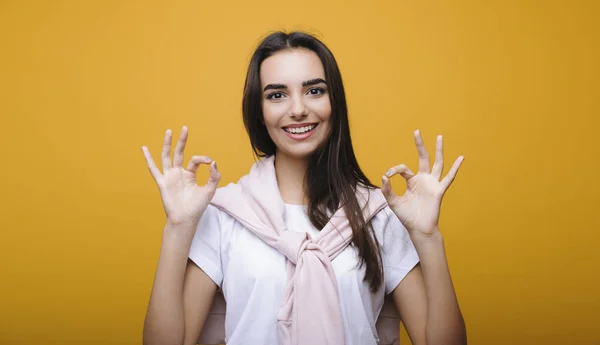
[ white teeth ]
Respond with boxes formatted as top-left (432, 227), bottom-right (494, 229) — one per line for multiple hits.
top-left (284, 124), bottom-right (316, 134)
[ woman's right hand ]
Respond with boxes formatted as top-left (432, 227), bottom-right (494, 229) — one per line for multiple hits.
top-left (141, 126), bottom-right (221, 228)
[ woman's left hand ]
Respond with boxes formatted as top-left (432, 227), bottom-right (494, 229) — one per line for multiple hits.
top-left (381, 130), bottom-right (464, 238)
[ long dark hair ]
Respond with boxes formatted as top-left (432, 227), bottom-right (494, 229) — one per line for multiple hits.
top-left (242, 31), bottom-right (383, 293)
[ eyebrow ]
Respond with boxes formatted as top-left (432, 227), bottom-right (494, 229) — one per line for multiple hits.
top-left (263, 78), bottom-right (327, 92)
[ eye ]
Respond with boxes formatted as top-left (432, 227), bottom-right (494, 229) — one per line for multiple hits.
top-left (266, 92), bottom-right (285, 100)
top-left (308, 87), bottom-right (326, 96)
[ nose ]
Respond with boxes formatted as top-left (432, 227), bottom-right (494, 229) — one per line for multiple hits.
top-left (289, 95), bottom-right (308, 119)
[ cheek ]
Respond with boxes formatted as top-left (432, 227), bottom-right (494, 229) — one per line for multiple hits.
top-left (310, 98), bottom-right (332, 122)
top-left (262, 102), bottom-right (283, 127)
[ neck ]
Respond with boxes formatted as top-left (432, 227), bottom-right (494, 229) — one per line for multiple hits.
top-left (274, 150), bottom-right (308, 205)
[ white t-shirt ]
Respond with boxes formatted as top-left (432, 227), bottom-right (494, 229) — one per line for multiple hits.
top-left (188, 203), bottom-right (420, 345)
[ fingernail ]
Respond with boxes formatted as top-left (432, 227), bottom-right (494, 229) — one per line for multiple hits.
top-left (214, 161), bottom-right (218, 170)
top-left (385, 170), bottom-right (392, 176)
top-left (381, 176), bottom-right (385, 184)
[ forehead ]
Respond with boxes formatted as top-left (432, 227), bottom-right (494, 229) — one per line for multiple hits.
top-left (260, 48), bottom-right (325, 86)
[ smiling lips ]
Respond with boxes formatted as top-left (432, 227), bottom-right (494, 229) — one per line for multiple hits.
top-left (282, 123), bottom-right (318, 140)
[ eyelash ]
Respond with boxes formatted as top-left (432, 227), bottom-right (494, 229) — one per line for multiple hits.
top-left (266, 92), bottom-right (284, 100)
top-left (309, 87), bottom-right (326, 95)
top-left (266, 87), bottom-right (326, 100)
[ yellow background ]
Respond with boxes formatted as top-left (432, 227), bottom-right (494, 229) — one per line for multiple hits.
top-left (1, 0), bottom-right (598, 344)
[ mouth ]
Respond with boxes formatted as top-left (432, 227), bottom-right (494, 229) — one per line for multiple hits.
top-left (281, 123), bottom-right (319, 141)
top-left (282, 123), bottom-right (318, 134)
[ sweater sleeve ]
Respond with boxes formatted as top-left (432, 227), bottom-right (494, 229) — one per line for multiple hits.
top-left (376, 207), bottom-right (421, 295)
top-left (188, 204), bottom-right (224, 289)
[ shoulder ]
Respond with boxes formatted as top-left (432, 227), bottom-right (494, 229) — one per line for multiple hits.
top-left (198, 204), bottom-right (240, 234)
top-left (371, 205), bottom-right (399, 233)
top-left (212, 181), bottom-right (243, 200)
top-left (369, 203), bottom-right (413, 245)
top-left (357, 184), bottom-right (386, 205)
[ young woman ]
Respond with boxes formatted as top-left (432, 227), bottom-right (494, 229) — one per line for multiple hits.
top-left (141, 31), bottom-right (467, 345)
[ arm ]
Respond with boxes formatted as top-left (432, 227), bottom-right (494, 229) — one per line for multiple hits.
top-left (143, 222), bottom-right (217, 345)
top-left (381, 131), bottom-right (468, 345)
top-left (182, 259), bottom-right (218, 345)
top-left (141, 126), bottom-right (222, 345)
top-left (392, 231), bottom-right (466, 345)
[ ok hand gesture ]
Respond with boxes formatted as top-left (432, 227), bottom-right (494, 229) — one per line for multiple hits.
top-left (381, 130), bottom-right (464, 238)
top-left (141, 126), bottom-right (221, 227)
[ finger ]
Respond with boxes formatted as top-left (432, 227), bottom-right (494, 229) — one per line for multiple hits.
top-left (385, 164), bottom-right (416, 181)
top-left (161, 129), bottom-right (173, 171)
top-left (173, 125), bottom-right (188, 168)
top-left (431, 135), bottom-right (444, 180)
top-left (206, 160), bottom-right (221, 191)
top-left (414, 130), bottom-right (431, 173)
top-left (440, 156), bottom-right (465, 191)
top-left (186, 155), bottom-right (212, 174)
top-left (141, 146), bottom-right (162, 182)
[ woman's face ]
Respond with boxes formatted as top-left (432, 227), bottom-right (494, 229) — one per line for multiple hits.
top-left (260, 48), bottom-right (332, 160)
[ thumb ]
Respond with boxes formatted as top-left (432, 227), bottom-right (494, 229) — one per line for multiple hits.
top-left (381, 175), bottom-right (396, 204)
top-left (206, 161), bottom-right (221, 191)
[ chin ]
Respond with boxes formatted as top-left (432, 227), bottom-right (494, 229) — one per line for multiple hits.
top-left (278, 144), bottom-right (320, 160)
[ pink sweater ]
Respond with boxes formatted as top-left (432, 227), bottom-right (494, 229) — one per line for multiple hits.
top-left (197, 156), bottom-right (402, 345)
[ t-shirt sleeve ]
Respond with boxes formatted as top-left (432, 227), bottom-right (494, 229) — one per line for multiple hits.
top-left (377, 207), bottom-right (421, 295)
top-left (188, 204), bottom-right (224, 288)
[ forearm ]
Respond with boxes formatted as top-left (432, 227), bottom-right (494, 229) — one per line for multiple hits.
top-left (412, 230), bottom-right (467, 345)
top-left (143, 222), bottom-right (197, 345)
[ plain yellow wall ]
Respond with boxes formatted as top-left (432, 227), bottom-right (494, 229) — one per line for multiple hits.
top-left (1, 0), bottom-right (598, 344)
